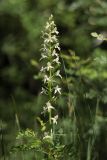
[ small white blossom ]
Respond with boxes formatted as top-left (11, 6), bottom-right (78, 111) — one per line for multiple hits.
top-left (55, 43), bottom-right (60, 51)
top-left (53, 57), bottom-right (60, 64)
top-left (54, 85), bottom-right (61, 94)
top-left (45, 22), bottom-right (50, 30)
top-left (44, 75), bottom-right (50, 83)
top-left (40, 53), bottom-right (47, 60)
top-left (44, 38), bottom-right (50, 43)
top-left (56, 70), bottom-right (62, 78)
top-left (49, 14), bottom-right (53, 20)
top-left (52, 27), bottom-right (59, 35)
top-left (51, 115), bottom-right (58, 124)
top-left (52, 49), bottom-right (58, 57)
top-left (46, 62), bottom-right (54, 71)
top-left (40, 87), bottom-right (46, 94)
top-left (41, 31), bottom-right (49, 37)
top-left (40, 66), bottom-right (46, 72)
top-left (41, 44), bottom-right (47, 51)
top-left (50, 21), bottom-right (55, 26)
top-left (52, 35), bottom-right (57, 42)
top-left (46, 101), bottom-right (55, 112)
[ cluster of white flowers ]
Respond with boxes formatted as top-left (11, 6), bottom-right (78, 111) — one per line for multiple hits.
top-left (40, 15), bottom-right (62, 128)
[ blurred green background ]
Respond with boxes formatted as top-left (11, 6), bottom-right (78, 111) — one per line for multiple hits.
top-left (0, 0), bottom-right (107, 159)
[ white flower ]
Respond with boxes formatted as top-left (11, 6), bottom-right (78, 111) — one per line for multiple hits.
top-left (49, 14), bottom-right (53, 20)
top-left (46, 101), bottom-right (55, 112)
top-left (43, 102), bottom-right (54, 113)
top-left (41, 44), bottom-right (47, 51)
top-left (50, 21), bottom-right (55, 26)
top-left (40, 66), bottom-right (46, 72)
top-left (52, 27), bottom-right (59, 35)
top-left (54, 85), bottom-right (61, 94)
top-left (56, 70), bottom-right (62, 78)
top-left (46, 62), bottom-right (53, 71)
top-left (55, 43), bottom-right (60, 51)
top-left (44, 75), bottom-right (50, 83)
top-left (51, 35), bottom-right (57, 42)
top-left (52, 49), bottom-right (58, 57)
top-left (40, 53), bottom-right (47, 60)
top-left (40, 87), bottom-right (46, 94)
top-left (51, 115), bottom-right (58, 124)
top-left (45, 22), bottom-right (50, 29)
top-left (53, 57), bottom-right (60, 64)
top-left (44, 38), bottom-right (49, 43)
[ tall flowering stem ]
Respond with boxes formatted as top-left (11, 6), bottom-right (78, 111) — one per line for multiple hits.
top-left (40, 15), bottom-right (62, 135)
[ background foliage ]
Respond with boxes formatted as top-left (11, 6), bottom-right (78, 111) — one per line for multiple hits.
top-left (0, 0), bottom-right (107, 159)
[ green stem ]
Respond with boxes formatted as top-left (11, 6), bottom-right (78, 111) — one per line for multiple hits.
top-left (47, 28), bottom-right (54, 135)
top-left (49, 110), bottom-right (52, 124)
top-left (48, 40), bottom-right (52, 126)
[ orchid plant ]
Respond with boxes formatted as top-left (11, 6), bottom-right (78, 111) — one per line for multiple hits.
top-left (40, 15), bottom-right (62, 139)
